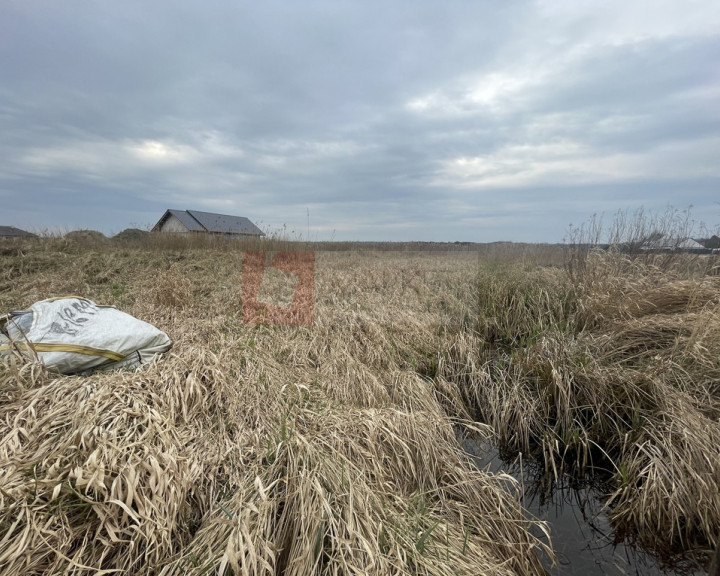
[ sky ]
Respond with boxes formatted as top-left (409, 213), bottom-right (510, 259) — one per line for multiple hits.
top-left (1, 1), bottom-right (719, 242)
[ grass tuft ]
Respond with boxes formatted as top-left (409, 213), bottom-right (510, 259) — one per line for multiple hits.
top-left (0, 241), bottom-right (549, 575)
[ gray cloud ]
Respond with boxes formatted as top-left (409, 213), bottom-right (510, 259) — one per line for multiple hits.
top-left (1, 0), bottom-right (719, 240)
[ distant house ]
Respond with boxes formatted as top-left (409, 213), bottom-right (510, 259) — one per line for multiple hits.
top-left (639, 233), bottom-right (707, 253)
top-left (0, 226), bottom-right (37, 239)
top-left (152, 209), bottom-right (264, 237)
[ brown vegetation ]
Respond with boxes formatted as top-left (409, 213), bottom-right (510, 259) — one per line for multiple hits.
top-left (1, 235), bottom-right (718, 574)
top-left (0, 238), bottom-right (550, 576)
top-left (456, 248), bottom-right (720, 567)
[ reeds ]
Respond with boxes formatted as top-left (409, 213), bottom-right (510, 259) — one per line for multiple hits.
top-left (453, 247), bottom-right (720, 565)
top-left (0, 243), bottom-right (549, 575)
top-left (3, 232), bottom-right (718, 572)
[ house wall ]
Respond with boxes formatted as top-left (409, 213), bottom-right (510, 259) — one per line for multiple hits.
top-left (159, 214), bottom-right (192, 233)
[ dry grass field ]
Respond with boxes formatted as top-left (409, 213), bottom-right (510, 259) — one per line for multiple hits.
top-left (0, 235), bottom-right (719, 575)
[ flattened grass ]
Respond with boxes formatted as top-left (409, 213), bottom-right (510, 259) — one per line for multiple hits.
top-left (0, 244), bottom-right (549, 575)
top-left (459, 251), bottom-right (720, 562)
top-left (4, 237), bottom-right (717, 572)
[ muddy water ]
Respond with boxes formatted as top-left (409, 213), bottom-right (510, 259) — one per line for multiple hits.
top-left (462, 437), bottom-right (706, 576)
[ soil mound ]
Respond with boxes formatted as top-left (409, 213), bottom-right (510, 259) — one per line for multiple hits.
top-left (63, 229), bottom-right (108, 243)
top-left (113, 228), bottom-right (150, 242)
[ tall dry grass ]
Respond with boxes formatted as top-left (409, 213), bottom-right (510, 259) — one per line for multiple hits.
top-left (449, 249), bottom-right (720, 566)
top-left (0, 240), bottom-right (550, 575)
top-left (3, 233), bottom-right (718, 572)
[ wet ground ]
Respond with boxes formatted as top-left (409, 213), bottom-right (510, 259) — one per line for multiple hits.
top-left (462, 437), bottom-right (707, 576)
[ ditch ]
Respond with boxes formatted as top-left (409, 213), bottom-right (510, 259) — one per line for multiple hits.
top-left (462, 436), bottom-right (708, 576)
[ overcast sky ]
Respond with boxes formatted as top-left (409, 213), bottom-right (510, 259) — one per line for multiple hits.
top-left (1, 1), bottom-right (719, 241)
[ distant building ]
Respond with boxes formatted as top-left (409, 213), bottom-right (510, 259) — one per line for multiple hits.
top-left (640, 233), bottom-right (707, 253)
top-left (151, 209), bottom-right (265, 237)
top-left (0, 226), bottom-right (37, 239)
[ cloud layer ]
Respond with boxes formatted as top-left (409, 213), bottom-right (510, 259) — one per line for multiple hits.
top-left (2, 0), bottom-right (719, 240)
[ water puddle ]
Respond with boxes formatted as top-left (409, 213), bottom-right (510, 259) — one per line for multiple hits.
top-left (462, 437), bottom-right (706, 576)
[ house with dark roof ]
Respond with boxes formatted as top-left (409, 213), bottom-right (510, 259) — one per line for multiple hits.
top-left (639, 233), bottom-right (708, 253)
top-left (0, 226), bottom-right (37, 239)
top-left (152, 209), bottom-right (265, 237)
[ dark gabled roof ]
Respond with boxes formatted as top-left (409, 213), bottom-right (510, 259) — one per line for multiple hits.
top-left (0, 226), bottom-right (36, 237)
top-left (167, 209), bottom-right (205, 232)
top-left (186, 210), bottom-right (264, 235)
top-left (152, 209), bottom-right (264, 236)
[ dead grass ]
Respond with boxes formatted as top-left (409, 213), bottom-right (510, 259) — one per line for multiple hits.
top-left (2, 236), bottom-right (718, 572)
top-left (458, 250), bottom-right (720, 564)
top-left (0, 242), bottom-right (550, 575)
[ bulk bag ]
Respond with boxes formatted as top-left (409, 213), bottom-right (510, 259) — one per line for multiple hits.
top-left (0, 297), bottom-right (172, 374)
